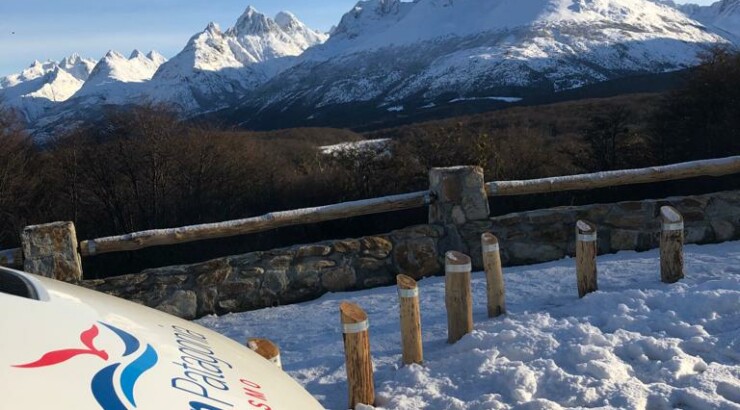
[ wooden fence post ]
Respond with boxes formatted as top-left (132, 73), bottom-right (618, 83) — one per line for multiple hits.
top-left (445, 251), bottom-right (473, 344)
top-left (340, 302), bottom-right (374, 409)
top-left (481, 233), bottom-right (506, 317)
top-left (397, 274), bottom-right (423, 365)
top-left (21, 221), bottom-right (83, 282)
top-left (576, 220), bottom-right (598, 298)
top-left (247, 338), bottom-right (282, 369)
top-left (660, 206), bottom-right (685, 283)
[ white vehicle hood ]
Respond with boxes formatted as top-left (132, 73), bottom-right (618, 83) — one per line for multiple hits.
top-left (0, 268), bottom-right (324, 410)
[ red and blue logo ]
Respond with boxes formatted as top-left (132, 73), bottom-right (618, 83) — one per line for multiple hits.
top-left (12, 322), bottom-right (159, 410)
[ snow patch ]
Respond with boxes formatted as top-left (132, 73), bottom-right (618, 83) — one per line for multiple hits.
top-left (449, 96), bottom-right (523, 103)
top-left (198, 241), bottom-right (740, 409)
top-left (320, 138), bottom-right (392, 156)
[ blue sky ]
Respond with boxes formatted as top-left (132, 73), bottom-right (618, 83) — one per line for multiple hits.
top-left (0, 0), bottom-right (719, 77)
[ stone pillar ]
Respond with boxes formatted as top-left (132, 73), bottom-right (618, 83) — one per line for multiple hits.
top-left (22, 221), bottom-right (83, 282)
top-left (429, 166), bottom-right (491, 267)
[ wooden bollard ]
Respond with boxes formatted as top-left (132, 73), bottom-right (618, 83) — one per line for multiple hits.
top-left (247, 338), bottom-right (282, 369)
top-left (660, 206), bottom-right (685, 283)
top-left (576, 220), bottom-right (598, 298)
top-left (340, 302), bottom-right (374, 409)
top-left (445, 251), bottom-right (473, 344)
top-left (481, 233), bottom-right (506, 317)
top-left (397, 274), bottom-right (423, 365)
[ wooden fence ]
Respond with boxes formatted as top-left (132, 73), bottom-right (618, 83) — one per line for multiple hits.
top-left (1, 155), bottom-right (739, 273)
top-left (485, 156), bottom-right (740, 196)
top-left (79, 191), bottom-right (431, 257)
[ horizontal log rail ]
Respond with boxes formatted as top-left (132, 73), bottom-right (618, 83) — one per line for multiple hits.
top-left (81, 191), bottom-right (431, 256)
top-left (77, 156), bottom-right (740, 258)
top-left (485, 156), bottom-right (740, 197)
top-left (0, 248), bottom-right (23, 269)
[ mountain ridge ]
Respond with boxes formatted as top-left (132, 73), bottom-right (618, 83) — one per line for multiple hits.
top-left (225, 0), bottom-right (729, 128)
top-left (3, 0), bottom-right (737, 136)
top-left (0, 54), bottom-right (97, 121)
top-left (680, 0), bottom-right (740, 42)
top-left (84, 6), bottom-right (328, 114)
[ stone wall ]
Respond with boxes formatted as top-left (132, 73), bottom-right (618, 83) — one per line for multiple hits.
top-left (473, 190), bottom-right (740, 268)
top-left (22, 222), bottom-right (83, 282)
top-left (82, 190), bottom-right (740, 319)
top-left (83, 225), bottom-right (446, 319)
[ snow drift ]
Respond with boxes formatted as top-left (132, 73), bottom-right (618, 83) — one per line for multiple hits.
top-left (199, 241), bottom-right (740, 409)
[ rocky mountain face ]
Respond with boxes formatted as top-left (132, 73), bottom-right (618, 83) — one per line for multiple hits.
top-left (3, 1), bottom-right (736, 135)
top-left (20, 6), bottom-right (328, 134)
top-left (0, 54), bottom-right (96, 121)
top-left (228, 0), bottom-right (727, 128)
top-left (72, 50), bottom-right (167, 104)
top-left (680, 0), bottom-right (740, 43)
top-left (140, 7), bottom-right (328, 113)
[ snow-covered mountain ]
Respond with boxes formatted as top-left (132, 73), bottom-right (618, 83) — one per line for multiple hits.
top-left (72, 50), bottom-right (167, 104)
top-left (7, 6), bottom-right (326, 129)
top-left (227, 7), bottom-right (329, 62)
top-left (0, 54), bottom-right (96, 120)
top-left (0, 50), bottom-right (165, 121)
top-left (231, 0), bottom-right (727, 126)
top-left (680, 0), bottom-right (740, 43)
top-left (140, 7), bottom-right (328, 112)
top-left (9, 1), bottom-right (738, 135)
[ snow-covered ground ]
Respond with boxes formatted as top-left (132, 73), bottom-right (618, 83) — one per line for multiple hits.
top-left (198, 241), bottom-right (740, 410)
top-left (320, 139), bottom-right (392, 157)
top-left (449, 96), bottom-right (523, 104)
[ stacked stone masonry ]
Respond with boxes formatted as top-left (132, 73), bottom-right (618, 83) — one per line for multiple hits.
top-left (22, 221), bottom-right (83, 282)
top-left (83, 190), bottom-right (740, 319)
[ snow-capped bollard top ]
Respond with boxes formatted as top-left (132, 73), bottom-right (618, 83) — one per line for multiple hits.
top-left (481, 232), bottom-right (500, 253)
top-left (445, 251), bottom-right (472, 273)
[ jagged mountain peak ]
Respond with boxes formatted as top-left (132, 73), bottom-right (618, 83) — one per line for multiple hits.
top-left (275, 11), bottom-right (301, 29)
top-left (60, 53), bottom-right (81, 66)
top-left (76, 48), bottom-right (168, 101)
top-left (1, 54), bottom-right (94, 89)
top-left (204, 21), bottom-right (222, 35)
top-left (138, 7), bottom-right (328, 114)
top-left (153, 7), bottom-right (323, 76)
top-left (357, 0), bottom-right (406, 15)
top-left (231, 5), bottom-right (279, 36)
top-left (103, 50), bottom-right (126, 60)
top-left (169, 23), bottom-right (243, 72)
top-left (147, 50), bottom-right (167, 64)
top-left (0, 53), bottom-right (97, 121)
top-left (59, 54), bottom-right (97, 82)
top-left (129, 49), bottom-right (146, 59)
top-left (334, 0), bottom-right (412, 39)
